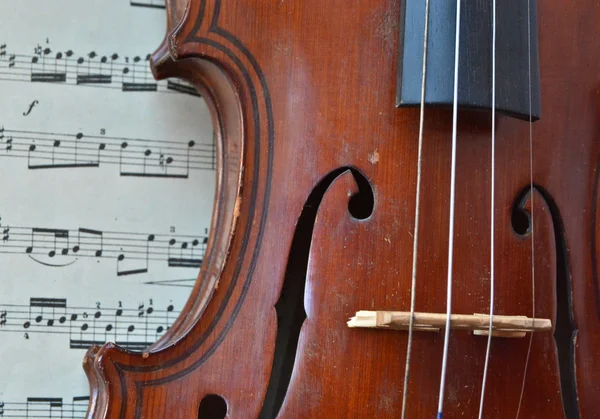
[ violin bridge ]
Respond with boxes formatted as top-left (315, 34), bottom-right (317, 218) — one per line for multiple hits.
top-left (347, 311), bottom-right (552, 338)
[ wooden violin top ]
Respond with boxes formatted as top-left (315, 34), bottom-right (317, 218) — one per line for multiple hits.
top-left (85, 1), bottom-right (600, 417)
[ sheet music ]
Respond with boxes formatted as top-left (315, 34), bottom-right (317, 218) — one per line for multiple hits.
top-left (0, 1), bottom-right (214, 416)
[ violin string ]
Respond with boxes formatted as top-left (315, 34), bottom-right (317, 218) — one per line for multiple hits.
top-left (437, 0), bottom-right (462, 417)
top-left (516, 0), bottom-right (536, 416)
top-left (478, 1), bottom-right (497, 417)
top-left (401, 0), bottom-right (430, 417)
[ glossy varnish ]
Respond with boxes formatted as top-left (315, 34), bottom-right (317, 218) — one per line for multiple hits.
top-left (84, 1), bottom-right (600, 417)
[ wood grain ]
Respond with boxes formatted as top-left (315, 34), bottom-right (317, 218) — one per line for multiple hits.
top-left (85, 1), bottom-right (600, 417)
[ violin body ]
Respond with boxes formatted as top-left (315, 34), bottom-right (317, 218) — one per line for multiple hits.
top-left (85, 1), bottom-right (600, 417)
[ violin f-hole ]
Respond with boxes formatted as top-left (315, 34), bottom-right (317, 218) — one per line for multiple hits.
top-left (512, 185), bottom-right (580, 418)
top-left (259, 168), bottom-right (374, 419)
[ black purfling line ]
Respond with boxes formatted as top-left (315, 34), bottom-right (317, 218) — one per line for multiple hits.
top-left (128, 18), bottom-right (274, 391)
top-left (125, 13), bottom-right (272, 410)
top-left (143, 35), bottom-right (266, 368)
top-left (198, 12), bottom-right (276, 371)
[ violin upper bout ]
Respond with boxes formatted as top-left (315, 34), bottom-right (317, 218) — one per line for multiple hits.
top-left (83, 342), bottom-right (137, 418)
top-left (85, 1), bottom-right (277, 417)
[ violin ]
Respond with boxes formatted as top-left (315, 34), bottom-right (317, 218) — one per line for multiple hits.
top-left (84, 0), bottom-right (600, 417)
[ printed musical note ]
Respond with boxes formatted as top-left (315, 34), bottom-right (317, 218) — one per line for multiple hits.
top-left (25, 397), bottom-right (64, 419)
top-left (166, 80), bottom-right (199, 96)
top-left (74, 228), bottom-right (103, 257)
top-left (24, 228), bottom-right (70, 258)
top-left (0, 125), bottom-right (216, 177)
top-left (30, 44), bottom-right (66, 83)
top-left (0, 1), bottom-right (214, 413)
top-left (75, 51), bottom-right (112, 85)
top-left (0, 298), bottom-right (178, 351)
top-left (24, 298), bottom-right (67, 329)
top-left (167, 236), bottom-right (207, 268)
top-left (0, 126), bottom-right (13, 153)
top-left (0, 42), bottom-right (198, 96)
top-left (0, 218), bottom-right (207, 277)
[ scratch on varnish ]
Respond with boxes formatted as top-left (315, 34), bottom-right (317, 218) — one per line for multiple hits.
top-left (233, 196), bottom-right (242, 219)
top-left (368, 149), bottom-right (379, 164)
